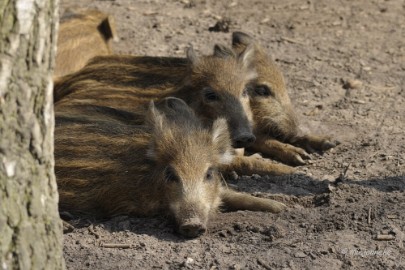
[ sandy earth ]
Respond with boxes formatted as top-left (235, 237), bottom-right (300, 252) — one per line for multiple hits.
top-left (59, 0), bottom-right (405, 269)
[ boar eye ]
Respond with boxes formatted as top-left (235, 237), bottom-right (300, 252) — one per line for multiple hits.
top-left (242, 87), bottom-right (249, 97)
top-left (203, 88), bottom-right (220, 102)
top-left (164, 167), bottom-right (179, 183)
top-left (255, 85), bottom-right (273, 97)
top-left (205, 168), bottom-right (215, 181)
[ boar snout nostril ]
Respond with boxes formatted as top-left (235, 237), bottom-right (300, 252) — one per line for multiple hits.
top-left (234, 133), bottom-right (256, 148)
top-left (179, 223), bottom-right (207, 238)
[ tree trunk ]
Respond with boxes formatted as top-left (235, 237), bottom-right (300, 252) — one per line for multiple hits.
top-left (0, 0), bottom-right (64, 269)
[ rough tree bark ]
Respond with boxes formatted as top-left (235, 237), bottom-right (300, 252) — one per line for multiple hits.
top-left (0, 0), bottom-right (64, 269)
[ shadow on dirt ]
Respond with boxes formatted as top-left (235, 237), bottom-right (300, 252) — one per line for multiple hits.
top-left (232, 173), bottom-right (405, 196)
top-left (62, 175), bottom-right (404, 240)
top-left (343, 175), bottom-right (405, 192)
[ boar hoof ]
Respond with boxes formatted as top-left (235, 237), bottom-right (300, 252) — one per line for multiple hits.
top-left (63, 220), bottom-right (75, 233)
top-left (287, 148), bottom-right (311, 166)
top-left (322, 139), bottom-right (341, 151)
top-left (293, 155), bottom-right (306, 166)
top-left (179, 219), bottom-right (207, 238)
top-left (274, 202), bottom-right (287, 213)
top-left (250, 153), bottom-right (263, 159)
top-left (266, 200), bottom-right (287, 213)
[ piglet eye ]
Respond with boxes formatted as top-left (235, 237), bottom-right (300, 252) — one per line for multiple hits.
top-left (164, 167), bottom-right (179, 183)
top-left (255, 85), bottom-right (273, 97)
top-left (242, 87), bottom-right (249, 97)
top-left (203, 88), bottom-right (220, 102)
top-left (205, 168), bottom-right (215, 181)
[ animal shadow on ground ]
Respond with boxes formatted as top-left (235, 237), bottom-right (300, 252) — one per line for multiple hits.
top-left (61, 174), bottom-right (405, 239)
top-left (62, 174), bottom-right (404, 241)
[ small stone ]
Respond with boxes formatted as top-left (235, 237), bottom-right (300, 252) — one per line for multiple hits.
top-left (343, 79), bottom-right (363, 90)
top-left (2, 158), bottom-right (16, 177)
top-left (260, 17), bottom-right (270, 24)
top-left (230, 264), bottom-right (241, 270)
top-left (228, 1), bottom-right (237, 7)
top-left (185, 257), bottom-right (194, 265)
top-left (294, 251), bottom-right (307, 258)
top-left (323, 174), bottom-right (336, 182)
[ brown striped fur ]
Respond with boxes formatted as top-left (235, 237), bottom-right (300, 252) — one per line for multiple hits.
top-left (55, 97), bottom-right (285, 238)
top-left (55, 46), bottom-right (257, 149)
top-left (54, 32), bottom-right (338, 167)
top-left (55, 9), bottom-right (117, 79)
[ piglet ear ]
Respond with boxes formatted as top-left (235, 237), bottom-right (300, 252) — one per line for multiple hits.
top-left (99, 15), bottom-right (119, 42)
top-left (146, 101), bottom-right (165, 135)
top-left (186, 46), bottom-right (199, 66)
top-left (213, 44), bottom-right (236, 59)
top-left (212, 118), bottom-right (234, 165)
top-left (237, 43), bottom-right (255, 69)
top-left (163, 97), bottom-right (189, 113)
top-left (146, 101), bottom-right (170, 161)
top-left (154, 97), bottom-right (196, 125)
top-left (232, 31), bottom-right (254, 47)
top-left (236, 44), bottom-right (257, 82)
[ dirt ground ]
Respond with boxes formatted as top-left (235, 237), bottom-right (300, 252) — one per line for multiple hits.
top-left (59, 0), bottom-right (405, 269)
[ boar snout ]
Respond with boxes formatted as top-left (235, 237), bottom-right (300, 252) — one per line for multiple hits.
top-left (234, 132), bottom-right (256, 148)
top-left (230, 117), bottom-right (256, 147)
top-left (178, 217), bottom-right (207, 238)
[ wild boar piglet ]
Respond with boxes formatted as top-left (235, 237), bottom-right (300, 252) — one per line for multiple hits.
top-left (55, 97), bottom-right (286, 238)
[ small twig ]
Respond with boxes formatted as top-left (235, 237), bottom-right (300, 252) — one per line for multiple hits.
top-left (142, 11), bottom-right (158, 16)
top-left (100, 243), bottom-right (133, 249)
top-left (293, 77), bottom-right (315, 84)
top-left (280, 36), bottom-right (305, 45)
top-left (88, 224), bottom-right (101, 239)
top-left (276, 58), bottom-right (295, 65)
top-left (257, 258), bottom-right (272, 270)
top-left (367, 207), bottom-right (372, 224)
top-left (365, 84), bottom-right (397, 91)
top-left (375, 234), bottom-right (395, 241)
top-left (342, 163), bottom-right (351, 179)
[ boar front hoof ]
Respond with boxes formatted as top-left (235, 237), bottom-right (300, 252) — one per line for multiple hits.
top-left (178, 220), bottom-right (207, 238)
top-left (321, 139), bottom-right (341, 151)
top-left (270, 201), bottom-right (287, 213)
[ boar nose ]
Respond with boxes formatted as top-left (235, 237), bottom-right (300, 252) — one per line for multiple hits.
top-left (234, 133), bottom-right (256, 148)
top-left (178, 219), bottom-right (207, 238)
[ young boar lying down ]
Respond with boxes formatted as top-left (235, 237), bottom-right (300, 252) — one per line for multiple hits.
top-left (55, 45), bottom-right (257, 149)
top-left (55, 97), bottom-right (286, 238)
top-left (55, 9), bottom-right (117, 79)
top-left (54, 31), bottom-right (338, 171)
top-left (55, 44), bottom-right (297, 176)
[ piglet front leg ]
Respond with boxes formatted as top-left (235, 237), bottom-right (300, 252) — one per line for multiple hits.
top-left (291, 134), bottom-right (340, 153)
top-left (220, 188), bottom-right (286, 213)
top-left (249, 135), bottom-right (311, 166)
